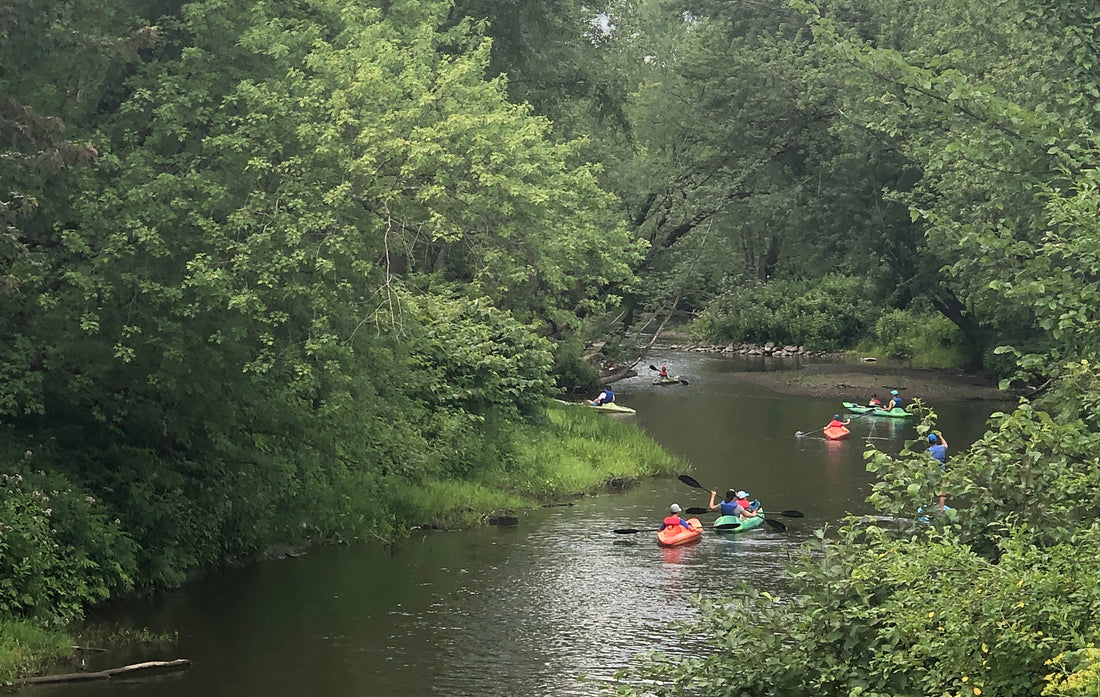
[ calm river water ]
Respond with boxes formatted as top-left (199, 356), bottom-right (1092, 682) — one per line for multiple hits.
top-left (41, 352), bottom-right (1008, 697)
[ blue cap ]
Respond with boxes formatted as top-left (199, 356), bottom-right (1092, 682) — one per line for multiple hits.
top-left (833, 414), bottom-right (840, 420)
top-left (928, 433), bottom-right (938, 442)
top-left (891, 390), bottom-right (898, 395)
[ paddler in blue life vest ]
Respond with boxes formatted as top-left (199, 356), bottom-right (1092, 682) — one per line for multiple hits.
top-left (588, 386), bottom-right (614, 406)
top-left (708, 489), bottom-right (742, 517)
top-left (886, 389), bottom-right (903, 410)
top-left (659, 503), bottom-right (693, 531)
top-left (927, 431), bottom-right (949, 511)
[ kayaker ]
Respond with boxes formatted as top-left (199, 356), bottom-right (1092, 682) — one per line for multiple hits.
top-left (733, 490), bottom-right (761, 519)
top-left (659, 503), bottom-right (694, 531)
top-left (886, 389), bottom-right (903, 410)
top-left (707, 489), bottom-right (742, 516)
top-left (658, 365), bottom-right (669, 379)
top-left (588, 386), bottom-right (615, 406)
top-left (927, 432), bottom-right (949, 511)
top-left (867, 394), bottom-right (882, 407)
top-left (927, 431), bottom-right (948, 464)
top-left (826, 414), bottom-right (851, 429)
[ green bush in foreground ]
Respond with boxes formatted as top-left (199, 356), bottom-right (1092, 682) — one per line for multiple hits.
top-left (0, 468), bottom-right (135, 627)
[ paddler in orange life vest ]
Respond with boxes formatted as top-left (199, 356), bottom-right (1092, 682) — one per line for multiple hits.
top-left (659, 503), bottom-right (693, 531)
top-left (826, 414), bottom-right (851, 429)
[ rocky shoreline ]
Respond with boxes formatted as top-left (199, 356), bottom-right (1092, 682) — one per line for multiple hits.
top-left (661, 341), bottom-right (1016, 403)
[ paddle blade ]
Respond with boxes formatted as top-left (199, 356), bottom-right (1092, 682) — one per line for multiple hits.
top-left (678, 474), bottom-right (705, 490)
top-left (679, 379), bottom-right (690, 385)
top-left (714, 522), bottom-right (741, 530)
top-left (684, 507), bottom-right (711, 515)
top-left (649, 364), bottom-right (658, 371)
top-left (613, 528), bottom-right (653, 534)
top-left (762, 517), bottom-right (787, 532)
top-left (778, 510), bottom-right (805, 518)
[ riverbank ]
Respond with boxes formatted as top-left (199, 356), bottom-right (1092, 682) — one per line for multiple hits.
top-left (1, 402), bottom-right (683, 688)
top-left (722, 359), bottom-right (1013, 403)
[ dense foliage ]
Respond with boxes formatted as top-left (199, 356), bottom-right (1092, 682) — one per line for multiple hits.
top-left (6, 0), bottom-right (1100, 690)
top-left (0, 0), bottom-right (648, 649)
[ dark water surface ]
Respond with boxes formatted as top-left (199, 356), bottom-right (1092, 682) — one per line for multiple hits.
top-left (44, 353), bottom-right (1009, 697)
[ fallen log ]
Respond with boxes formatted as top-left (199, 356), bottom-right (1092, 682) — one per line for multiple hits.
top-left (18, 659), bottom-right (191, 686)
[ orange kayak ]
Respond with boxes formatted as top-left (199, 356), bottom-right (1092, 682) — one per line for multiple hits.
top-left (656, 517), bottom-right (703, 546)
top-left (823, 425), bottom-right (850, 440)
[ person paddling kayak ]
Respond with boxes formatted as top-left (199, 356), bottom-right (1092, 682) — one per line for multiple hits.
top-left (708, 489), bottom-right (742, 517)
top-left (588, 386), bottom-right (614, 406)
top-left (886, 389), bottom-right (903, 410)
top-left (659, 503), bottom-right (694, 531)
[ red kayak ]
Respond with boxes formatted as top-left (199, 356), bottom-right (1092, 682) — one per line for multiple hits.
top-left (656, 517), bottom-right (703, 546)
top-left (823, 425), bottom-right (850, 440)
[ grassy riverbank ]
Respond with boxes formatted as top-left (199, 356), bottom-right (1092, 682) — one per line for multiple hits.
top-left (0, 401), bottom-right (682, 686)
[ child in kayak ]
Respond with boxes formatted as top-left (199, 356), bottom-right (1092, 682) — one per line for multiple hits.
top-left (826, 414), bottom-right (851, 429)
top-left (659, 503), bottom-right (694, 530)
top-left (867, 394), bottom-right (882, 407)
top-left (732, 491), bottom-right (761, 519)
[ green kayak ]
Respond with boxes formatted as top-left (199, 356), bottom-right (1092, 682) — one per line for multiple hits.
top-left (871, 407), bottom-right (913, 418)
top-left (842, 401), bottom-right (875, 414)
top-left (714, 512), bottom-right (766, 533)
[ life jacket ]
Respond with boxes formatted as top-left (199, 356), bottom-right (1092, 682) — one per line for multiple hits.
top-left (662, 515), bottom-right (688, 529)
top-left (602, 388), bottom-right (615, 403)
top-left (718, 501), bottom-right (740, 516)
top-left (828, 419), bottom-right (846, 428)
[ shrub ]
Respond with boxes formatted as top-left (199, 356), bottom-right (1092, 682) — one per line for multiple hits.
top-left (689, 274), bottom-right (877, 350)
top-left (0, 468), bottom-right (136, 626)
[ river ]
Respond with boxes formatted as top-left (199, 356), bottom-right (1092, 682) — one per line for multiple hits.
top-left (39, 352), bottom-right (1007, 697)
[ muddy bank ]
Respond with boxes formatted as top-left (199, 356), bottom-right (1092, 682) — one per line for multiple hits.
top-left (723, 359), bottom-right (1016, 404)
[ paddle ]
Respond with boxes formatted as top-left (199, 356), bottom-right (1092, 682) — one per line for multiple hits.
top-left (676, 475), bottom-right (794, 531)
top-left (648, 364), bottom-right (690, 385)
top-left (685, 506), bottom-right (803, 519)
top-left (614, 527), bottom-right (658, 534)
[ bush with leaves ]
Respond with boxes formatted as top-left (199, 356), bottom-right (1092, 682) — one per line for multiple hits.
top-left (0, 467), bottom-right (135, 626)
top-left (690, 274), bottom-right (877, 350)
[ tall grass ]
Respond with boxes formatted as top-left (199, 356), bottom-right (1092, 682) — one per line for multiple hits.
top-left (391, 405), bottom-right (685, 530)
top-left (0, 621), bottom-right (70, 687)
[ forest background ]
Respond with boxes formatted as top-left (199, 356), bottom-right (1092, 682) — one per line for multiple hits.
top-left (5, 0), bottom-right (1100, 694)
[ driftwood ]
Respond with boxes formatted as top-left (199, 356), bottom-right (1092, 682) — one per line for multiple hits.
top-left (18, 659), bottom-right (191, 686)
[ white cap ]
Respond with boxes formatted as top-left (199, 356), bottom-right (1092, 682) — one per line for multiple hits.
top-left (669, 503), bottom-right (681, 513)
